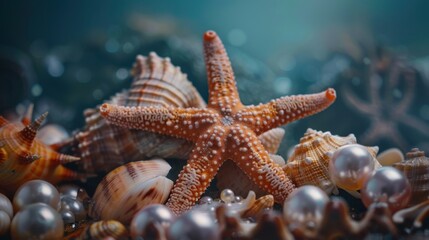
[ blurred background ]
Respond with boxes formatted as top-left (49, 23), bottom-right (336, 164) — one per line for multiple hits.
top-left (1, 0), bottom-right (428, 155)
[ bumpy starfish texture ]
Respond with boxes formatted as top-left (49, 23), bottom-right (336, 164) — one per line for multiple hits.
top-left (100, 30), bottom-right (337, 214)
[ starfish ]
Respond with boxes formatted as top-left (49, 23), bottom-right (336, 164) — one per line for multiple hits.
top-left (100, 31), bottom-right (337, 214)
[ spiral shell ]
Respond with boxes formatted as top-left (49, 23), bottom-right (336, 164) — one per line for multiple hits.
top-left (283, 128), bottom-right (379, 195)
top-left (0, 108), bottom-right (83, 195)
top-left (90, 159), bottom-right (173, 224)
top-left (67, 52), bottom-right (206, 173)
top-left (78, 220), bottom-right (128, 240)
top-left (393, 148), bottom-right (429, 206)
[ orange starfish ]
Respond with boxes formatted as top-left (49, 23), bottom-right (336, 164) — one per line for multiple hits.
top-left (100, 31), bottom-right (336, 214)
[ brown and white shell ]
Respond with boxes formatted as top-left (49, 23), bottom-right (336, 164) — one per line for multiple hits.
top-left (75, 220), bottom-right (128, 240)
top-left (66, 52), bottom-right (206, 173)
top-left (283, 128), bottom-right (380, 195)
top-left (89, 159), bottom-right (173, 224)
top-left (393, 148), bottom-right (429, 206)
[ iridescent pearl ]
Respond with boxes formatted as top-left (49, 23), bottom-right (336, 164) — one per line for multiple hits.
top-left (199, 196), bottom-right (213, 205)
top-left (13, 180), bottom-right (60, 212)
top-left (130, 204), bottom-right (175, 240)
top-left (60, 197), bottom-right (86, 222)
top-left (0, 193), bottom-right (13, 218)
top-left (168, 209), bottom-right (220, 240)
top-left (0, 193), bottom-right (13, 236)
top-left (283, 185), bottom-right (329, 232)
top-left (0, 211), bottom-right (11, 236)
top-left (329, 144), bottom-right (376, 190)
top-left (234, 196), bottom-right (243, 203)
top-left (58, 184), bottom-right (79, 199)
top-left (11, 203), bottom-right (64, 240)
top-left (59, 209), bottom-right (75, 224)
top-left (361, 167), bottom-right (411, 212)
top-left (220, 189), bottom-right (235, 203)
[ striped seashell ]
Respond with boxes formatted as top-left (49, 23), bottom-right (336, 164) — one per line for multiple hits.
top-left (242, 194), bottom-right (274, 220)
top-left (393, 148), bottom-right (429, 206)
top-left (217, 128), bottom-right (286, 198)
top-left (77, 220), bottom-right (128, 240)
top-left (0, 108), bottom-right (82, 196)
top-left (67, 52), bottom-right (206, 173)
top-left (89, 159), bottom-right (173, 224)
top-left (283, 128), bottom-right (379, 195)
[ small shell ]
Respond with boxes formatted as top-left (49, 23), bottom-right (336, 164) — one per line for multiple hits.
top-left (78, 220), bottom-right (128, 240)
top-left (67, 53), bottom-right (206, 173)
top-left (283, 128), bottom-right (379, 195)
top-left (242, 194), bottom-right (274, 220)
top-left (90, 159), bottom-right (173, 224)
top-left (377, 148), bottom-right (404, 166)
top-left (216, 128), bottom-right (286, 197)
top-left (0, 110), bottom-right (82, 195)
top-left (393, 148), bottom-right (429, 206)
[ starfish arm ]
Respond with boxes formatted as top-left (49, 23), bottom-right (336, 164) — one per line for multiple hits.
top-left (203, 31), bottom-right (243, 112)
top-left (166, 130), bottom-right (226, 214)
top-left (228, 126), bottom-right (295, 203)
top-left (236, 89), bottom-right (336, 135)
top-left (99, 103), bottom-right (217, 142)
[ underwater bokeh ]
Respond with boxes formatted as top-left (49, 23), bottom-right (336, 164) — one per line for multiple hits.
top-left (1, 0), bottom-right (429, 155)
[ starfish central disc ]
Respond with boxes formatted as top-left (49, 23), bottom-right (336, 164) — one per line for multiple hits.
top-left (100, 30), bottom-right (337, 215)
top-left (221, 116), bottom-right (234, 126)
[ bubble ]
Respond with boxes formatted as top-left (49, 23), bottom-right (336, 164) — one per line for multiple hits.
top-left (31, 84), bottom-right (43, 97)
top-left (115, 68), bottom-right (129, 81)
top-left (228, 29), bottom-right (247, 47)
top-left (45, 55), bottom-right (64, 77)
top-left (273, 77), bottom-right (292, 94)
top-left (105, 39), bottom-right (120, 53)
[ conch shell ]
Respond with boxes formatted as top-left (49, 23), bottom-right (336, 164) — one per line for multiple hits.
top-left (89, 159), bottom-right (173, 224)
top-left (283, 128), bottom-right (379, 195)
top-left (0, 107), bottom-right (82, 195)
top-left (67, 52), bottom-right (206, 173)
top-left (393, 148), bottom-right (429, 206)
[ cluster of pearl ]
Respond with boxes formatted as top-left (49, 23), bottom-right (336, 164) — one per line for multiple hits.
top-left (281, 144), bottom-right (412, 235)
top-left (0, 180), bottom-right (90, 239)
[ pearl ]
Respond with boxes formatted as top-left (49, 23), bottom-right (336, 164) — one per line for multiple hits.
top-left (130, 204), bottom-right (175, 240)
top-left (283, 185), bottom-right (329, 232)
top-left (0, 211), bottom-right (11, 236)
top-left (11, 203), bottom-right (64, 240)
top-left (329, 144), bottom-right (376, 190)
top-left (60, 196), bottom-right (86, 222)
top-left (361, 167), bottom-right (411, 212)
top-left (220, 189), bottom-right (235, 203)
top-left (199, 196), bottom-right (213, 205)
top-left (13, 180), bottom-right (60, 212)
top-left (168, 209), bottom-right (220, 240)
top-left (58, 184), bottom-right (79, 199)
top-left (59, 209), bottom-right (75, 224)
top-left (234, 196), bottom-right (243, 203)
top-left (0, 193), bottom-right (13, 218)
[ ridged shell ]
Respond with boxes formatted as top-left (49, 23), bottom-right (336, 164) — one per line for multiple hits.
top-left (283, 128), bottom-right (380, 195)
top-left (217, 128), bottom-right (285, 197)
top-left (0, 111), bottom-right (82, 196)
top-left (393, 148), bottom-right (429, 206)
top-left (90, 159), bottom-right (173, 224)
top-left (242, 194), bottom-right (274, 220)
top-left (68, 52), bottom-right (206, 173)
top-left (77, 220), bottom-right (128, 240)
